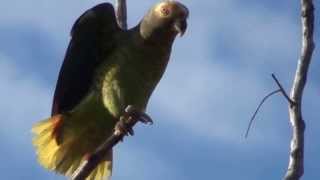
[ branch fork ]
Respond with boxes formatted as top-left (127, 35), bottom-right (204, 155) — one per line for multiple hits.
top-left (245, 74), bottom-right (293, 138)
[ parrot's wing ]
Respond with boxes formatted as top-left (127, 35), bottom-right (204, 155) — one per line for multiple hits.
top-left (52, 3), bottom-right (121, 115)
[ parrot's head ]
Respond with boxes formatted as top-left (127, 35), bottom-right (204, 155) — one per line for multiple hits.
top-left (140, 0), bottom-right (189, 42)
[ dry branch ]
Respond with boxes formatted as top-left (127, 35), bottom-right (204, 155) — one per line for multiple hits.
top-left (71, 125), bottom-right (135, 180)
top-left (284, 0), bottom-right (315, 179)
top-left (71, 105), bottom-right (152, 180)
top-left (70, 114), bottom-right (140, 180)
top-left (115, 0), bottom-right (127, 30)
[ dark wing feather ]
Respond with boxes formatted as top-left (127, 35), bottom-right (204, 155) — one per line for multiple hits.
top-left (52, 3), bottom-right (120, 115)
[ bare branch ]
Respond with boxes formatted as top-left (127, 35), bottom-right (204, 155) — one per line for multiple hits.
top-left (271, 74), bottom-right (295, 105)
top-left (115, 0), bottom-right (128, 29)
top-left (245, 89), bottom-right (281, 138)
top-left (284, 0), bottom-right (315, 179)
top-left (71, 105), bottom-right (152, 180)
top-left (71, 132), bottom-right (126, 180)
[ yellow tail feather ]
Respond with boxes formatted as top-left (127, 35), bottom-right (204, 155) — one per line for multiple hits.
top-left (32, 117), bottom-right (112, 180)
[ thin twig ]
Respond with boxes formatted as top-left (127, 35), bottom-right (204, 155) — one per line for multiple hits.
top-left (245, 89), bottom-right (281, 138)
top-left (284, 0), bottom-right (315, 179)
top-left (271, 74), bottom-right (295, 105)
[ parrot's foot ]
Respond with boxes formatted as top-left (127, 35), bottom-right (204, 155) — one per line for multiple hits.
top-left (114, 105), bottom-right (153, 137)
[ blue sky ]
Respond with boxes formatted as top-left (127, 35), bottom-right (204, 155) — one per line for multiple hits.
top-left (0, 0), bottom-right (319, 179)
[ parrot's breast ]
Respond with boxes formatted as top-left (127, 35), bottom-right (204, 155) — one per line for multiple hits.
top-left (95, 38), bottom-right (172, 118)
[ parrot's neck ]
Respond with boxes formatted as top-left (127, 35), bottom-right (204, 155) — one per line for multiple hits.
top-left (138, 22), bottom-right (176, 45)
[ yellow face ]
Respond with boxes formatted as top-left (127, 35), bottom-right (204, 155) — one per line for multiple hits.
top-left (140, 1), bottom-right (189, 39)
top-left (154, 1), bottom-right (189, 19)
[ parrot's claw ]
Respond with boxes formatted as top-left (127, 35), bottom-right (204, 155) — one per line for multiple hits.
top-left (125, 105), bottom-right (153, 125)
top-left (115, 116), bottom-right (135, 137)
top-left (114, 105), bottom-right (153, 138)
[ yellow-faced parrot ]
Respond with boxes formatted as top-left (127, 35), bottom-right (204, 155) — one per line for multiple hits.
top-left (32, 1), bottom-right (188, 180)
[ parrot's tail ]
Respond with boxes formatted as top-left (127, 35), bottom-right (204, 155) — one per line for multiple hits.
top-left (32, 115), bottom-right (112, 180)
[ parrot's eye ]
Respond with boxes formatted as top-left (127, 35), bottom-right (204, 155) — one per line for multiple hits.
top-left (160, 7), bottom-right (171, 16)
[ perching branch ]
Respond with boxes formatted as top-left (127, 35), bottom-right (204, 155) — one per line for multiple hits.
top-left (284, 0), bottom-right (315, 179)
top-left (71, 125), bottom-right (133, 180)
top-left (71, 105), bottom-right (153, 180)
top-left (115, 0), bottom-right (128, 30)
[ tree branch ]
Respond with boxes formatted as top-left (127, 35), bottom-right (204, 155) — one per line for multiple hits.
top-left (284, 0), bottom-right (315, 179)
top-left (71, 105), bottom-right (152, 180)
top-left (71, 128), bottom-right (133, 180)
top-left (115, 0), bottom-right (128, 30)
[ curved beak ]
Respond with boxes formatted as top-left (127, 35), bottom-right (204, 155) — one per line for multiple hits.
top-left (174, 19), bottom-right (187, 37)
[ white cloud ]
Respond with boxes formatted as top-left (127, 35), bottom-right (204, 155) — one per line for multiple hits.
top-left (0, 54), bottom-right (59, 179)
top-left (114, 143), bottom-right (182, 179)
top-left (0, 53), bottom-right (51, 142)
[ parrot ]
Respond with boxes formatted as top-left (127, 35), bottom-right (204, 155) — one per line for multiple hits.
top-left (32, 1), bottom-right (189, 180)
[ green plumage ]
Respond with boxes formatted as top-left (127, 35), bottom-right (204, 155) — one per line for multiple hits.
top-left (97, 30), bottom-right (172, 117)
top-left (32, 1), bottom-right (188, 180)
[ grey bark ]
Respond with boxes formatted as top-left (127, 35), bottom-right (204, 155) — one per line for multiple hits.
top-left (284, 0), bottom-right (315, 179)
